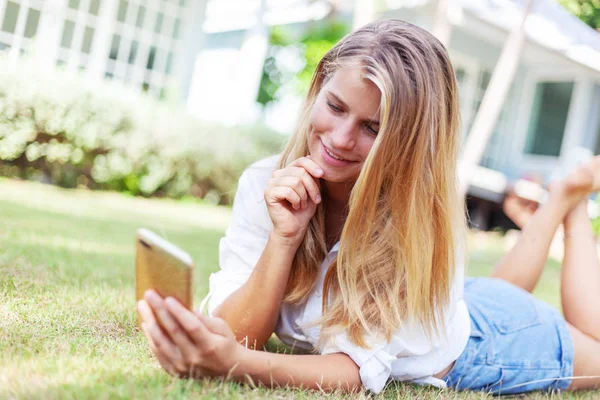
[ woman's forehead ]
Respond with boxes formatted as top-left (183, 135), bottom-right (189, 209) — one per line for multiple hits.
top-left (323, 66), bottom-right (381, 118)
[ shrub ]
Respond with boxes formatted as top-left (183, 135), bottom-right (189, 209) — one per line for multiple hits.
top-left (0, 55), bottom-right (285, 204)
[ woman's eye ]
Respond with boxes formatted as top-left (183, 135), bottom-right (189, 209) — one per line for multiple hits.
top-left (365, 125), bottom-right (378, 135)
top-left (327, 101), bottom-right (342, 113)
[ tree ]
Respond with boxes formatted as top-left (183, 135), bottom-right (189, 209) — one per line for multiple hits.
top-left (257, 20), bottom-right (349, 107)
top-left (558, 0), bottom-right (600, 29)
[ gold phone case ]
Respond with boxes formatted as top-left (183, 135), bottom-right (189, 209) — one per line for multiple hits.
top-left (135, 228), bottom-right (194, 327)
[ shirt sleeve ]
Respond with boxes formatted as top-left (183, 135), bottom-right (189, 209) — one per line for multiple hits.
top-left (320, 333), bottom-right (395, 394)
top-left (206, 166), bottom-right (273, 315)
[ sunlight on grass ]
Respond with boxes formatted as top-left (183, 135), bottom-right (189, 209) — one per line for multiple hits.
top-left (0, 178), bottom-right (593, 399)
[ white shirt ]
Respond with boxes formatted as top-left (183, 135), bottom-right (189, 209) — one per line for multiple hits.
top-left (205, 155), bottom-right (471, 394)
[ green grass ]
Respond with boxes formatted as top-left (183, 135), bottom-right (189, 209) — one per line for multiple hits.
top-left (0, 178), bottom-right (594, 399)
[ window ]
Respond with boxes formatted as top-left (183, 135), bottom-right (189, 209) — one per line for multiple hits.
top-left (61, 20), bottom-right (76, 48)
top-left (165, 51), bottom-right (173, 74)
top-left (24, 8), bottom-right (41, 38)
top-left (109, 34), bottom-right (120, 59)
top-left (89, 0), bottom-right (101, 16)
top-left (128, 40), bottom-right (138, 64)
top-left (172, 18), bottom-right (181, 39)
top-left (81, 26), bottom-right (95, 53)
top-left (117, 0), bottom-right (128, 22)
top-left (68, 0), bottom-right (80, 10)
top-left (154, 13), bottom-right (164, 34)
top-left (524, 81), bottom-right (574, 157)
top-left (2, 2), bottom-right (20, 34)
top-left (136, 6), bottom-right (146, 28)
top-left (147, 46), bottom-right (156, 70)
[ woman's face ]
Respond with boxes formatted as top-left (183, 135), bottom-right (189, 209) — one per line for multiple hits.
top-left (307, 65), bottom-right (382, 184)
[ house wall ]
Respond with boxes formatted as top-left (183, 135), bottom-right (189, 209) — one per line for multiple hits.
top-left (387, 6), bottom-right (600, 183)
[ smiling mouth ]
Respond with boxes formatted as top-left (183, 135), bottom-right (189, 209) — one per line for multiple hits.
top-left (323, 145), bottom-right (351, 162)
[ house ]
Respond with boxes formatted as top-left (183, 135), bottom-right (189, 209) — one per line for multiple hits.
top-left (360, 0), bottom-right (600, 229)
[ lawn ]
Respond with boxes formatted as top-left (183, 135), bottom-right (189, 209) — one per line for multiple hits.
top-left (0, 177), bottom-right (594, 399)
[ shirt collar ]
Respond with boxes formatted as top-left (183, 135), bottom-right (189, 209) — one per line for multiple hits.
top-left (330, 241), bottom-right (341, 254)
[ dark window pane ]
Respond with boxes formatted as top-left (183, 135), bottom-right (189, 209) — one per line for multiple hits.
top-left (89, 0), bottom-right (100, 15)
top-left (128, 40), bottom-right (138, 64)
top-left (24, 8), bottom-right (40, 38)
top-left (68, 0), bottom-right (80, 10)
top-left (165, 51), bottom-right (173, 74)
top-left (61, 20), bottom-right (75, 48)
top-left (172, 18), bottom-right (181, 39)
top-left (109, 34), bottom-right (120, 60)
top-left (2, 2), bottom-right (20, 34)
top-left (154, 13), bottom-right (163, 34)
top-left (525, 82), bottom-right (575, 157)
top-left (146, 46), bottom-right (156, 70)
top-left (117, 0), bottom-right (128, 22)
top-left (81, 26), bottom-right (95, 53)
top-left (136, 6), bottom-right (146, 28)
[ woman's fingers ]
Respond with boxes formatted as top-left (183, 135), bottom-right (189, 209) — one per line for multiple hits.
top-left (141, 322), bottom-right (179, 376)
top-left (197, 314), bottom-right (234, 339)
top-left (273, 168), bottom-right (321, 205)
top-left (143, 318), bottom-right (187, 374)
top-left (269, 156), bottom-right (324, 208)
top-left (165, 297), bottom-right (214, 346)
top-left (269, 176), bottom-right (309, 208)
top-left (137, 299), bottom-right (157, 324)
top-left (267, 185), bottom-right (302, 210)
top-left (291, 156), bottom-right (325, 180)
top-left (144, 291), bottom-right (198, 365)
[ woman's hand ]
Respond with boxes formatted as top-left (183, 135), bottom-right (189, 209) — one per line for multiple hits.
top-left (265, 156), bottom-right (324, 246)
top-left (138, 290), bottom-right (244, 379)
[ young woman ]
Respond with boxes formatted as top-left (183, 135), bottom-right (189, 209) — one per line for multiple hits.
top-left (137, 19), bottom-right (600, 395)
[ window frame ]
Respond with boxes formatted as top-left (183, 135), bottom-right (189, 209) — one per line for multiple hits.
top-left (513, 68), bottom-right (586, 173)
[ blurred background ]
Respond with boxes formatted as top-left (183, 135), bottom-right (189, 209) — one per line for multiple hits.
top-left (0, 0), bottom-right (598, 222)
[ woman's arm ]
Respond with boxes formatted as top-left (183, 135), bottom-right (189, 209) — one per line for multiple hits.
top-left (213, 232), bottom-right (299, 349)
top-left (139, 292), bottom-right (362, 393)
top-left (234, 349), bottom-right (361, 392)
top-left (212, 157), bottom-right (323, 350)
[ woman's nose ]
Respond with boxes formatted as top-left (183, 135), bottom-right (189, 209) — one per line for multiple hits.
top-left (330, 121), bottom-right (356, 150)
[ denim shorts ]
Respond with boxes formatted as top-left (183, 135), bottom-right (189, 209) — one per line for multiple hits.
top-left (443, 277), bottom-right (574, 395)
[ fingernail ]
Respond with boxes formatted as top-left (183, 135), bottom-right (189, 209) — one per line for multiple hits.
top-left (165, 297), bottom-right (176, 307)
top-left (316, 168), bottom-right (324, 176)
top-left (136, 300), bottom-right (143, 310)
top-left (316, 195), bottom-right (321, 203)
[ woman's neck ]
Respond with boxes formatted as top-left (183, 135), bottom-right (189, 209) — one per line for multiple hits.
top-left (322, 181), bottom-right (352, 250)
top-left (322, 180), bottom-right (352, 210)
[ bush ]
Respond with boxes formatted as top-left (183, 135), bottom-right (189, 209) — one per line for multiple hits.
top-left (0, 55), bottom-right (285, 204)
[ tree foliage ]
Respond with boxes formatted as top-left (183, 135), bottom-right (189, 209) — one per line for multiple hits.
top-left (0, 56), bottom-right (284, 204)
top-left (558, 0), bottom-right (600, 29)
top-left (257, 19), bottom-right (350, 106)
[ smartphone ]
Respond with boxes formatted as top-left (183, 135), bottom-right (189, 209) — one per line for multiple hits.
top-left (135, 228), bottom-right (194, 327)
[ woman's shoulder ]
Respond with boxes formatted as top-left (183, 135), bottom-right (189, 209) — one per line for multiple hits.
top-left (239, 154), bottom-right (281, 187)
top-left (235, 154), bottom-right (281, 201)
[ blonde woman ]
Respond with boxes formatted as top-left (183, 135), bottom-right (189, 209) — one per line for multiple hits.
top-left (137, 19), bottom-right (600, 395)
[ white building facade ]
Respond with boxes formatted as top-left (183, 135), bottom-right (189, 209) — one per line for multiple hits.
top-left (0, 0), bottom-right (207, 99)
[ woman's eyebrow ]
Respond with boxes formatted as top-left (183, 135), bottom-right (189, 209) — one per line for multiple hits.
top-left (327, 91), bottom-right (380, 125)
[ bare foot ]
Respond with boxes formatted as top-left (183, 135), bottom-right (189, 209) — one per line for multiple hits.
top-left (548, 156), bottom-right (600, 211)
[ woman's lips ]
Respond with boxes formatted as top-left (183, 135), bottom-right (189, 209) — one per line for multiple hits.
top-left (320, 141), bottom-right (355, 167)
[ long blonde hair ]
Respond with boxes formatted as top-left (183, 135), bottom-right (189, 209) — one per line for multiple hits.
top-left (278, 19), bottom-right (466, 348)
